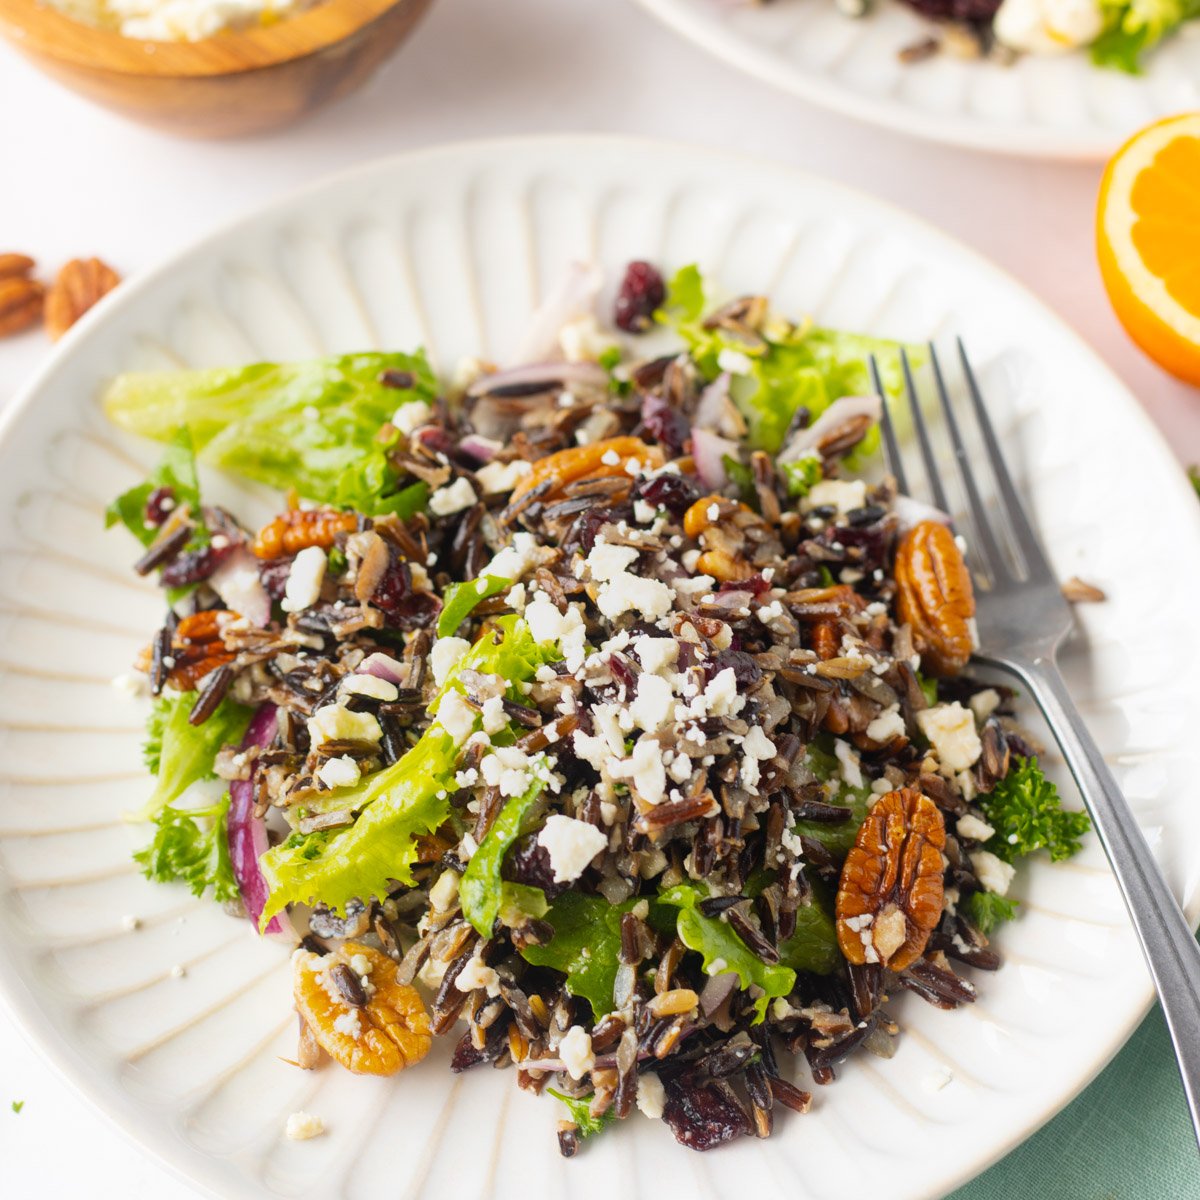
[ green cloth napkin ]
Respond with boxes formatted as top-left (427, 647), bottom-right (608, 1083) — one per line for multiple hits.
top-left (949, 1004), bottom-right (1200, 1199)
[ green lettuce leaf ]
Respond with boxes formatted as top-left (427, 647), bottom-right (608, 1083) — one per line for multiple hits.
top-left (437, 575), bottom-right (511, 639)
top-left (789, 738), bottom-right (873, 858)
top-left (1092, 0), bottom-right (1199, 71)
top-left (547, 1089), bottom-right (617, 1140)
top-left (460, 771), bottom-right (547, 935)
top-left (519, 892), bottom-right (639, 1018)
top-left (103, 351), bottom-right (437, 512)
top-left (780, 454), bottom-right (823, 499)
top-left (976, 756), bottom-right (1090, 865)
top-left (259, 616), bottom-right (560, 924)
top-left (776, 895), bottom-right (840, 975)
top-left (660, 265), bottom-right (909, 456)
top-left (657, 883), bottom-right (795, 1021)
top-left (134, 793), bottom-right (239, 903)
top-left (135, 692), bottom-right (252, 822)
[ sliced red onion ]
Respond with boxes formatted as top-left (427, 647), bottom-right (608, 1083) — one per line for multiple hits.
top-left (692, 372), bottom-right (732, 432)
top-left (780, 394), bottom-right (883, 463)
top-left (457, 434), bottom-right (502, 463)
top-left (358, 652), bottom-right (406, 684)
top-left (510, 260), bottom-right (603, 364)
top-left (209, 548), bottom-right (271, 628)
top-left (692, 428), bottom-right (738, 491)
top-left (467, 359), bottom-right (609, 399)
top-left (227, 703), bottom-right (284, 936)
top-left (893, 493), bottom-right (952, 533)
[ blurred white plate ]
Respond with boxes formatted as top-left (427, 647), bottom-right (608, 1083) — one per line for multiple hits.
top-left (635, 0), bottom-right (1200, 158)
top-left (0, 136), bottom-right (1197, 1200)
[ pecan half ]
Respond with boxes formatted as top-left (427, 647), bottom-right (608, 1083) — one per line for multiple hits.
top-left (835, 787), bottom-right (946, 973)
top-left (164, 609), bottom-right (240, 691)
top-left (0, 271), bottom-right (44, 338)
top-left (894, 520), bottom-right (975, 676)
top-left (252, 508), bottom-right (359, 558)
top-left (44, 257), bottom-right (121, 341)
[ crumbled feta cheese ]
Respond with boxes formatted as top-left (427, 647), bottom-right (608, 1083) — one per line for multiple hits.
top-left (956, 814), bottom-right (996, 842)
top-left (307, 704), bottom-right (382, 748)
top-left (834, 739), bottom-right (864, 788)
top-left (120, 914), bottom-right (141, 932)
top-left (332, 1010), bottom-right (362, 1038)
top-left (484, 532), bottom-right (554, 582)
top-left (559, 1025), bottom-right (596, 1080)
top-left (559, 314), bottom-right (616, 363)
top-left (994, 0), bottom-right (1104, 53)
top-left (739, 725), bottom-right (776, 790)
top-left (866, 705), bottom-right (906, 743)
top-left (341, 673), bottom-right (399, 702)
top-left (538, 815), bottom-right (608, 883)
top-left (429, 477), bottom-right (478, 517)
top-left (456, 953), bottom-right (501, 995)
top-left (480, 695), bottom-right (508, 735)
top-left (437, 690), bottom-right (478, 745)
top-left (701, 667), bottom-right (744, 717)
top-left (479, 744), bottom-right (551, 798)
top-left (281, 546), bottom-right (327, 613)
top-left (525, 596), bottom-right (587, 669)
top-left (429, 869), bottom-right (460, 911)
top-left (636, 1072), bottom-right (666, 1119)
top-left (969, 688), bottom-right (1001, 723)
top-left (970, 850), bottom-right (1017, 896)
top-left (802, 479), bottom-right (868, 516)
top-left (475, 458), bottom-right (532, 494)
top-left (317, 755), bottom-right (362, 790)
top-left (430, 636), bottom-right (471, 687)
top-left (611, 737), bottom-right (668, 805)
top-left (392, 399), bottom-right (431, 435)
top-left (596, 572), bottom-right (675, 622)
top-left (630, 673), bottom-right (676, 733)
top-left (285, 1111), bottom-right (325, 1141)
top-left (633, 499), bottom-right (658, 524)
top-left (112, 671), bottom-right (149, 697)
top-left (918, 702), bottom-right (983, 773)
top-left (585, 542), bottom-right (640, 582)
top-left (633, 635), bottom-right (679, 675)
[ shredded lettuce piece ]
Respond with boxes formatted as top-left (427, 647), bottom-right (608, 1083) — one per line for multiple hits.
top-left (547, 1089), bottom-right (617, 1140)
top-left (789, 738), bottom-right (873, 858)
top-left (963, 890), bottom-right (1018, 935)
top-left (102, 351), bottom-right (437, 512)
top-left (779, 454), bottom-right (822, 499)
top-left (519, 892), bottom-right (645, 1018)
top-left (259, 616), bottom-right (560, 924)
top-left (460, 772), bottom-right (547, 935)
top-left (437, 575), bottom-right (511, 639)
top-left (659, 265), bottom-right (909, 456)
top-left (134, 692), bottom-right (252, 822)
top-left (1092, 0), bottom-right (1199, 71)
top-left (976, 756), bottom-right (1091, 865)
top-left (134, 793), bottom-right (239, 903)
top-left (657, 883), bottom-right (795, 1022)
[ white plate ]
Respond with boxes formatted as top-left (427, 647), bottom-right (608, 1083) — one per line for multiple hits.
top-left (0, 136), bottom-right (1197, 1200)
top-left (635, 0), bottom-right (1200, 159)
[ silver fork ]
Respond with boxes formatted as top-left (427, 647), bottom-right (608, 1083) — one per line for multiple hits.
top-left (871, 342), bottom-right (1200, 1151)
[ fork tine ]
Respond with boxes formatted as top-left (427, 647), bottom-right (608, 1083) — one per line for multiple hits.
top-left (869, 356), bottom-right (909, 495)
top-left (901, 349), bottom-right (950, 513)
top-left (928, 344), bottom-right (1007, 581)
top-left (956, 338), bottom-right (1053, 579)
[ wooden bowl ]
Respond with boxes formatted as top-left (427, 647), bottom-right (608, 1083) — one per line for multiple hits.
top-left (0, 0), bottom-right (433, 137)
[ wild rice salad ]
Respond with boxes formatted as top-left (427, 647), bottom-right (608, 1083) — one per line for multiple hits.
top-left (106, 260), bottom-right (1090, 1153)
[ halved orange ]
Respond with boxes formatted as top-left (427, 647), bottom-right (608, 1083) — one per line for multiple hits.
top-left (1097, 113), bottom-right (1200, 387)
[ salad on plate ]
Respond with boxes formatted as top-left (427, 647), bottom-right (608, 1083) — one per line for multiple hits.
top-left (105, 260), bottom-right (1090, 1153)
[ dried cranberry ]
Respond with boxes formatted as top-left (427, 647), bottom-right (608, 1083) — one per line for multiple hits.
top-left (639, 394), bottom-right (690, 458)
top-left (662, 1075), bottom-right (752, 1151)
top-left (705, 648), bottom-right (761, 690)
top-left (606, 652), bottom-right (638, 697)
top-left (259, 558), bottom-right (292, 601)
top-left (561, 504), bottom-right (631, 557)
top-left (143, 486), bottom-right (177, 528)
top-left (718, 572), bottom-right (772, 596)
top-left (614, 261), bottom-right (666, 333)
top-left (631, 472), bottom-right (699, 517)
top-left (505, 835), bottom-right (568, 900)
top-left (158, 537), bottom-right (238, 587)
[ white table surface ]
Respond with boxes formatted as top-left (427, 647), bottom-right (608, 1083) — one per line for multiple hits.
top-left (0, 0), bottom-right (1197, 1194)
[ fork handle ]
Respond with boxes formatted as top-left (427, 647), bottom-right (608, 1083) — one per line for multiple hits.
top-left (1012, 657), bottom-right (1200, 1151)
